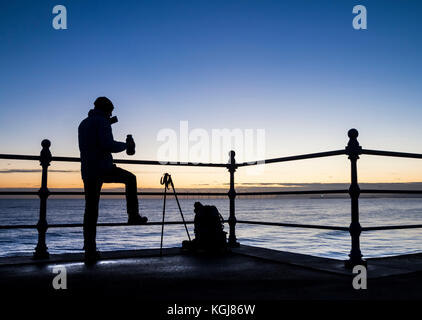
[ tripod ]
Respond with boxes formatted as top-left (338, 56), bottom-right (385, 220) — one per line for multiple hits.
top-left (160, 173), bottom-right (191, 256)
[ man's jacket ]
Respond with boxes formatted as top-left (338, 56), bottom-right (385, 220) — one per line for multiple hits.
top-left (78, 109), bottom-right (126, 180)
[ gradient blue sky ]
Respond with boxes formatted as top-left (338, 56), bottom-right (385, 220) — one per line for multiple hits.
top-left (1, 0), bottom-right (422, 187)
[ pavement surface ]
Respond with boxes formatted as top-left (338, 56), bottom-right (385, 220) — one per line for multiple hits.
top-left (1, 245), bottom-right (421, 302)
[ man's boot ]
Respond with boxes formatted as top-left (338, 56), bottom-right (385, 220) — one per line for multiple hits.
top-left (128, 214), bottom-right (148, 225)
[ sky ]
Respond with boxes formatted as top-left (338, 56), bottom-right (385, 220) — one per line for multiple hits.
top-left (0, 0), bottom-right (422, 189)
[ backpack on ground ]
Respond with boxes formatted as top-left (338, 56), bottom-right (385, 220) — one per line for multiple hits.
top-left (182, 202), bottom-right (227, 252)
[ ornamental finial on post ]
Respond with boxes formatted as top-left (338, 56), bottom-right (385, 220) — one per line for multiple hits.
top-left (229, 150), bottom-right (235, 166)
top-left (227, 150), bottom-right (238, 172)
top-left (40, 139), bottom-right (52, 168)
top-left (345, 129), bottom-right (362, 159)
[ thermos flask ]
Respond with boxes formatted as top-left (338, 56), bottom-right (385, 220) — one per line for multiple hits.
top-left (126, 134), bottom-right (135, 155)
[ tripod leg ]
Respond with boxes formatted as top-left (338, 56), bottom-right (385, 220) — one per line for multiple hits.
top-left (160, 186), bottom-right (168, 256)
top-left (170, 179), bottom-right (191, 241)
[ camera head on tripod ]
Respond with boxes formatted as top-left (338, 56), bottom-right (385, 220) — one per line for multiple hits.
top-left (160, 173), bottom-right (172, 189)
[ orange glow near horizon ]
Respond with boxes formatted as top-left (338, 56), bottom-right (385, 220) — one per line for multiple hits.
top-left (1, 155), bottom-right (422, 189)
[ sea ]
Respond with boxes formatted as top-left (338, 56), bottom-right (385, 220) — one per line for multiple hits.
top-left (0, 197), bottom-right (421, 260)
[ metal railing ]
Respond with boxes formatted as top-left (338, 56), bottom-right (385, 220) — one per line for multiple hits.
top-left (0, 128), bottom-right (421, 268)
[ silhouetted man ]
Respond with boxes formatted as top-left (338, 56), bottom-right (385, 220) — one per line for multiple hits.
top-left (78, 97), bottom-right (147, 262)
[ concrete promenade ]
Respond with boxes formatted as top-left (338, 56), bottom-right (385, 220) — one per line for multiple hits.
top-left (1, 245), bottom-right (421, 302)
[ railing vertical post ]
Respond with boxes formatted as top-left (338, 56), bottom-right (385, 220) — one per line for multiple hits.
top-left (227, 150), bottom-right (239, 247)
top-left (344, 129), bottom-right (366, 268)
top-left (34, 139), bottom-right (51, 260)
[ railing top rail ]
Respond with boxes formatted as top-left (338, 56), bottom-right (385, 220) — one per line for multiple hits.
top-left (2, 148), bottom-right (422, 169)
top-left (0, 150), bottom-right (349, 168)
top-left (361, 149), bottom-right (422, 159)
top-left (0, 154), bottom-right (40, 161)
top-left (235, 150), bottom-right (346, 167)
top-left (0, 154), bottom-right (228, 168)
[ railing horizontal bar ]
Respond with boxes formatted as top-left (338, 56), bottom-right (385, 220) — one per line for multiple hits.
top-left (362, 149), bottom-right (422, 159)
top-left (2, 189), bottom-right (422, 196)
top-left (237, 150), bottom-right (346, 167)
top-left (0, 220), bottom-right (198, 230)
top-left (236, 220), bottom-right (349, 231)
top-left (0, 191), bottom-right (228, 196)
top-left (361, 189), bottom-right (422, 194)
top-left (0, 154), bottom-right (40, 161)
top-left (0, 154), bottom-right (227, 168)
top-left (237, 189), bottom-right (348, 196)
top-left (54, 191), bottom-right (227, 196)
top-left (2, 149), bottom-right (422, 168)
top-left (0, 192), bottom-right (39, 195)
top-left (3, 220), bottom-right (421, 231)
top-left (362, 224), bottom-right (422, 231)
top-left (114, 159), bottom-right (227, 167)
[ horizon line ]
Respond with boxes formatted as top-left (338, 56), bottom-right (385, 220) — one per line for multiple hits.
top-left (2, 182), bottom-right (422, 192)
